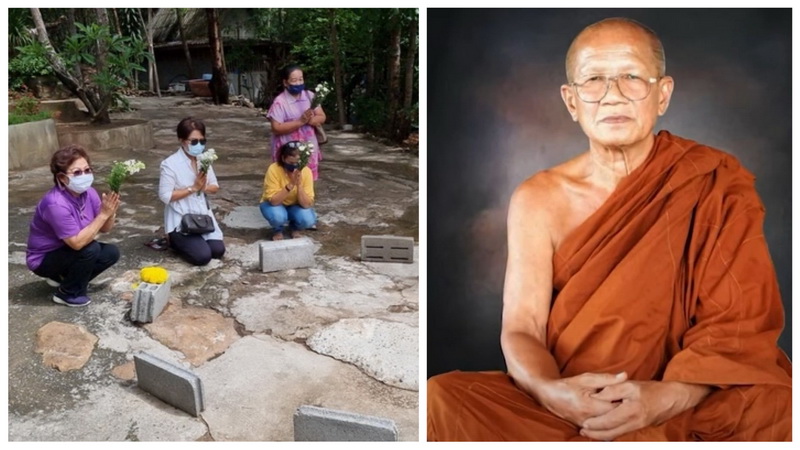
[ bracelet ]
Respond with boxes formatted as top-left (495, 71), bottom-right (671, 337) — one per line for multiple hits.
top-left (285, 184), bottom-right (292, 192)
top-left (187, 186), bottom-right (195, 193)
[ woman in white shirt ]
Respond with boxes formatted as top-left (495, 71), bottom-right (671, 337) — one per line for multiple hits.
top-left (158, 117), bottom-right (225, 265)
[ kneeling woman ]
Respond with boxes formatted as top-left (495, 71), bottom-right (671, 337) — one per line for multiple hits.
top-left (26, 145), bottom-right (121, 307)
top-left (159, 117), bottom-right (225, 265)
top-left (260, 141), bottom-right (317, 240)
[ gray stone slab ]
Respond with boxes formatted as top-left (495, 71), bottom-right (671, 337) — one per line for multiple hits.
top-left (131, 279), bottom-right (171, 323)
top-left (259, 237), bottom-right (316, 273)
top-left (134, 353), bottom-right (204, 417)
top-left (361, 236), bottom-right (414, 263)
top-left (294, 405), bottom-right (398, 441)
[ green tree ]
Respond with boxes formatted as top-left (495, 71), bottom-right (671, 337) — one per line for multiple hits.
top-left (29, 8), bottom-right (151, 123)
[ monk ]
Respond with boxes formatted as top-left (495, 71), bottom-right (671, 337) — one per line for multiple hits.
top-left (427, 17), bottom-right (791, 441)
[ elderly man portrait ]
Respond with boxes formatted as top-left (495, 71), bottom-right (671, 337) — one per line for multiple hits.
top-left (427, 10), bottom-right (791, 441)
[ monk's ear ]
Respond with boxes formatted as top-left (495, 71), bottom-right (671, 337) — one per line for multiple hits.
top-left (656, 76), bottom-right (674, 116)
top-left (561, 84), bottom-right (579, 122)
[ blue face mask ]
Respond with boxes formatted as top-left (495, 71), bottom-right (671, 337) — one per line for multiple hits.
top-left (287, 83), bottom-right (304, 95)
top-left (187, 142), bottom-right (205, 156)
top-left (67, 174), bottom-right (94, 194)
top-left (284, 163), bottom-right (298, 172)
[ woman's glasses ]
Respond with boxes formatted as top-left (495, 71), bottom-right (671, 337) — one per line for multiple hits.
top-left (67, 167), bottom-right (93, 176)
top-left (187, 139), bottom-right (207, 146)
top-left (285, 141), bottom-right (302, 148)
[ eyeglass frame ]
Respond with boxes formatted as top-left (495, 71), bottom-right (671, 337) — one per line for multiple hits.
top-left (569, 74), bottom-right (662, 103)
top-left (186, 138), bottom-right (207, 146)
top-left (64, 167), bottom-right (93, 177)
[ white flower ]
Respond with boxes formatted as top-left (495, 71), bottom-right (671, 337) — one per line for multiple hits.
top-left (123, 159), bottom-right (145, 175)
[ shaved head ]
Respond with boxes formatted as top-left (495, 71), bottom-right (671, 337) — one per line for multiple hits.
top-left (566, 17), bottom-right (665, 82)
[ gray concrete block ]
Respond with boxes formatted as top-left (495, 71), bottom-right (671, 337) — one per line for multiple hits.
top-left (361, 236), bottom-right (414, 263)
top-left (293, 405), bottom-right (398, 441)
top-left (130, 279), bottom-right (171, 323)
top-left (134, 353), bottom-right (204, 417)
top-left (259, 237), bottom-right (315, 273)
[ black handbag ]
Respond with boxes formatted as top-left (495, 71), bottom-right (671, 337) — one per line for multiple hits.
top-left (180, 214), bottom-right (215, 235)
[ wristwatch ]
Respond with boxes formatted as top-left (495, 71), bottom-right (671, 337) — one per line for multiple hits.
top-left (188, 186), bottom-right (195, 193)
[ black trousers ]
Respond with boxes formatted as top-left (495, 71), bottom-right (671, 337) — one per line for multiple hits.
top-left (168, 232), bottom-right (225, 266)
top-left (33, 241), bottom-right (120, 297)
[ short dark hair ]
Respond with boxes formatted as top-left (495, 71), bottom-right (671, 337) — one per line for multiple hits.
top-left (176, 117), bottom-right (206, 140)
top-left (281, 64), bottom-right (303, 82)
top-left (51, 144), bottom-right (91, 187)
top-left (278, 141), bottom-right (301, 168)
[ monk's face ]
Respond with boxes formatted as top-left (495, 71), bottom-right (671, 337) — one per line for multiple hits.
top-left (561, 25), bottom-right (674, 148)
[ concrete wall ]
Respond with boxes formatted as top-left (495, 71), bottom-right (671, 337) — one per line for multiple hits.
top-left (56, 120), bottom-right (154, 153)
top-left (8, 119), bottom-right (59, 170)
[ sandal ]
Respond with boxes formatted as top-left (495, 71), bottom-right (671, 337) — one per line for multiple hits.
top-left (144, 237), bottom-right (168, 251)
top-left (272, 231), bottom-right (284, 241)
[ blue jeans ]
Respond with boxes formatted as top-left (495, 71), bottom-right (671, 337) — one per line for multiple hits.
top-left (259, 202), bottom-right (317, 232)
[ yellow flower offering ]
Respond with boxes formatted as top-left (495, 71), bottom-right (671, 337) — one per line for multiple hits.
top-left (140, 266), bottom-right (169, 284)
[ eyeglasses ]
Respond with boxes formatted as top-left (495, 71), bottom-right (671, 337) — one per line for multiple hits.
top-left (284, 141), bottom-right (302, 149)
top-left (66, 167), bottom-right (93, 176)
top-left (187, 139), bottom-right (207, 146)
top-left (570, 74), bottom-right (661, 103)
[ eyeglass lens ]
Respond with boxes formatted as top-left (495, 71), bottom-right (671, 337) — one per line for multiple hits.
top-left (189, 139), bottom-right (207, 146)
top-left (69, 168), bottom-right (93, 176)
top-left (576, 75), bottom-right (652, 102)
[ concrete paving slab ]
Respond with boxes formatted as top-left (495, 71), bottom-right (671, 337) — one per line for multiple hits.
top-left (222, 205), bottom-right (268, 230)
top-left (8, 385), bottom-right (207, 441)
top-left (308, 318), bottom-right (418, 390)
top-left (195, 335), bottom-right (417, 441)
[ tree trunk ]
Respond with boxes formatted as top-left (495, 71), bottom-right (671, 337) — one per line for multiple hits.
top-left (329, 9), bottom-right (346, 128)
top-left (386, 9), bottom-right (402, 139)
top-left (206, 8), bottom-right (229, 105)
top-left (399, 13), bottom-right (418, 140)
top-left (30, 7), bottom-right (110, 123)
top-left (111, 8), bottom-right (123, 36)
top-left (176, 8), bottom-right (195, 79)
top-left (141, 8), bottom-right (161, 97)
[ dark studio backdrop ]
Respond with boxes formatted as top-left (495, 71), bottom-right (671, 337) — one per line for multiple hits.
top-left (427, 9), bottom-right (792, 377)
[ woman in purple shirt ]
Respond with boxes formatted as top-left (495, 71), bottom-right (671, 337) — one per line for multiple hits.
top-left (267, 64), bottom-right (326, 180)
top-left (26, 145), bottom-right (121, 307)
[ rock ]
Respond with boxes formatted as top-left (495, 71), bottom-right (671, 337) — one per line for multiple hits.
top-left (308, 318), bottom-right (418, 390)
top-left (144, 306), bottom-right (239, 366)
top-left (35, 321), bottom-right (98, 372)
top-left (111, 361), bottom-right (136, 381)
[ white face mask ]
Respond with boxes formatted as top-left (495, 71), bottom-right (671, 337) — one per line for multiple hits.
top-left (66, 174), bottom-right (94, 194)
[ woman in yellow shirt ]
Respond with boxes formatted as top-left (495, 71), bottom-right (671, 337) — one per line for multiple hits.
top-left (260, 141), bottom-right (317, 240)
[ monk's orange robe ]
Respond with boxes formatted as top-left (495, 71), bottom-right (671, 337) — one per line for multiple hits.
top-left (427, 131), bottom-right (791, 441)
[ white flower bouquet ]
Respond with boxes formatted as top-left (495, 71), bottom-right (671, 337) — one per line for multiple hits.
top-left (197, 148), bottom-right (218, 195)
top-left (297, 141), bottom-right (315, 170)
top-left (311, 82), bottom-right (331, 109)
top-left (106, 159), bottom-right (145, 193)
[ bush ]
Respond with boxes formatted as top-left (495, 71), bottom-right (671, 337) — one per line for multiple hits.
top-left (9, 43), bottom-right (53, 92)
top-left (352, 94), bottom-right (389, 133)
top-left (9, 91), bottom-right (52, 124)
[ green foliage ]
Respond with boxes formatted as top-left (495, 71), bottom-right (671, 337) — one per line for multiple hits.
top-left (9, 92), bottom-right (51, 124)
top-left (352, 95), bottom-right (388, 131)
top-left (9, 111), bottom-right (52, 125)
top-left (9, 42), bottom-right (53, 91)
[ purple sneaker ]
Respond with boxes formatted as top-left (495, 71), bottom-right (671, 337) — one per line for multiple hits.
top-left (52, 291), bottom-right (91, 307)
